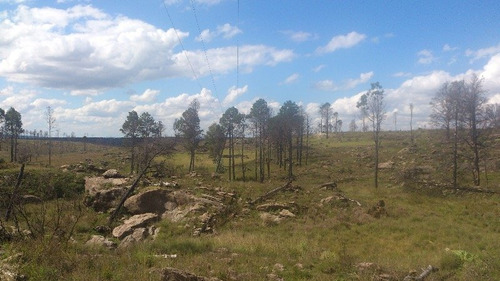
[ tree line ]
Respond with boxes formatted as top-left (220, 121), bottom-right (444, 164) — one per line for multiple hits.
top-left (430, 74), bottom-right (499, 187)
top-left (0, 107), bottom-right (24, 163)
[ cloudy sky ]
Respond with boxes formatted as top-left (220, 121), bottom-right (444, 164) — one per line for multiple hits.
top-left (1, 0), bottom-right (500, 137)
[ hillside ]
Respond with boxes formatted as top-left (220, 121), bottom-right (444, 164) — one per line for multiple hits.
top-left (0, 130), bottom-right (499, 281)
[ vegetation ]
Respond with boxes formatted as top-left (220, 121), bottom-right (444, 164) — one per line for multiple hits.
top-left (0, 127), bottom-right (498, 280)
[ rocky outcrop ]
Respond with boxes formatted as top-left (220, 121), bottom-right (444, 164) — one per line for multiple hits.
top-left (84, 176), bottom-right (129, 212)
top-left (124, 189), bottom-right (174, 215)
top-left (112, 213), bottom-right (159, 239)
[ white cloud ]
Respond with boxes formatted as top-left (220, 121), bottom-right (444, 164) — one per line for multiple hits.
top-left (315, 31), bottom-right (366, 55)
top-left (466, 43), bottom-right (500, 62)
top-left (313, 64), bottom-right (326, 73)
top-left (196, 23), bottom-right (241, 42)
top-left (417, 49), bottom-right (435, 64)
top-left (223, 85), bottom-right (248, 105)
top-left (443, 44), bottom-right (458, 52)
top-left (282, 73), bottom-right (299, 85)
top-left (282, 30), bottom-right (315, 42)
top-left (393, 72), bottom-right (412, 77)
top-left (0, 5), bottom-right (290, 95)
top-left (130, 89), bottom-right (159, 102)
top-left (314, 71), bottom-right (373, 92)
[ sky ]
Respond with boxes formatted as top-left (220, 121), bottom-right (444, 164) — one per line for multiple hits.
top-left (1, 0), bottom-right (500, 137)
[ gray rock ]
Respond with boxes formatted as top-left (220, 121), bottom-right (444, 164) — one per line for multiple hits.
top-left (112, 213), bottom-right (158, 239)
top-left (85, 235), bottom-right (116, 249)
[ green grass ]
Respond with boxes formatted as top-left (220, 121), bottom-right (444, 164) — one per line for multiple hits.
top-left (0, 130), bottom-right (499, 280)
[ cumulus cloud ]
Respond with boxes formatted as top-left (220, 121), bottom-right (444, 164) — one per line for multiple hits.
top-left (130, 89), bottom-right (159, 102)
top-left (0, 5), bottom-right (292, 95)
top-left (223, 85), bottom-right (248, 105)
top-left (314, 72), bottom-right (373, 92)
top-left (417, 49), bottom-right (435, 64)
top-left (196, 23), bottom-right (241, 42)
top-left (315, 31), bottom-right (366, 55)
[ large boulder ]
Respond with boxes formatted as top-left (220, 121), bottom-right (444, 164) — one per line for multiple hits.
top-left (112, 213), bottom-right (158, 239)
top-left (84, 176), bottom-right (128, 212)
top-left (124, 189), bottom-right (193, 215)
top-left (124, 189), bottom-right (172, 215)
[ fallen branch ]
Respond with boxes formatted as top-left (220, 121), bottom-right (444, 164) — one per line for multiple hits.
top-left (337, 193), bottom-right (362, 207)
top-left (403, 265), bottom-right (438, 281)
top-left (250, 180), bottom-right (292, 205)
top-left (318, 181), bottom-right (338, 189)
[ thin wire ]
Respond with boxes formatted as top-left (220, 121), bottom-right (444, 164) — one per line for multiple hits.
top-left (236, 0), bottom-right (240, 91)
top-left (189, 0), bottom-right (218, 97)
top-left (161, 0), bottom-right (203, 89)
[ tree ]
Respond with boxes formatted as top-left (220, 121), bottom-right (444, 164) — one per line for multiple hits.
top-left (120, 111), bottom-right (140, 173)
top-left (205, 123), bottom-right (226, 173)
top-left (138, 112), bottom-right (156, 138)
top-left (349, 119), bottom-right (357, 132)
top-left (5, 107), bottom-right (24, 162)
top-left (430, 83), bottom-right (454, 140)
top-left (0, 108), bottom-right (5, 150)
top-left (357, 82), bottom-right (386, 188)
top-left (333, 111), bottom-right (339, 133)
top-left (462, 74), bottom-right (487, 186)
top-left (220, 107), bottom-right (245, 181)
top-left (249, 99), bottom-right (271, 182)
top-left (278, 100), bottom-right (303, 180)
top-left (409, 103), bottom-right (414, 144)
top-left (174, 100), bottom-right (203, 172)
top-left (319, 103), bottom-right (332, 138)
top-left (46, 106), bottom-right (56, 166)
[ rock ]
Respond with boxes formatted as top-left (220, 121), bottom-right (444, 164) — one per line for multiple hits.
top-left (256, 202), bottom-right (298, 213)
top-left (260, 212), bottom-right (282, 225)
top-left (112, 213), bottom-right (159, 239)
top-left (20, 195), bottom-right (42, 204)
top-left (279, 209), bottom-right (295, 218)
top-left (102, 169), bottom-right (123, 178)
top-left (124, 188), bottom-right (172, 215)
top-left (85, 235), bottom-right (117, 249)
top-left (119, 228), bottom-right (148, 248)
top-left (160, 267), bottom-right (221, 281)
top-left (378, 161), bottom-right (394, 169)
top-left (84, 187), bottom-right (127, 212)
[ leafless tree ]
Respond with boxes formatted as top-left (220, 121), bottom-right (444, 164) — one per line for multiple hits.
top-left (357, 82), bottom-right (386, 188)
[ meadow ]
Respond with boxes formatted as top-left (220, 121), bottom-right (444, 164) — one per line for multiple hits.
top-left (0, 130), bottom-right (498, 280)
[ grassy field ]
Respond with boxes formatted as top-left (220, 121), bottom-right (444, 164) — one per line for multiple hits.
top-left (0, 130), bottom-right (499, 280)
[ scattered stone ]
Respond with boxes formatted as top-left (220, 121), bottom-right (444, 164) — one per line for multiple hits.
top-left (102, 169), bottom-right (123, 178)
top-left (85, 235), bottom-right (117, 249)
top-left (260, 212), bottom-right (282, 225)
top-left (378, 161), bottom-right (394, 169)
top-left (160, 267), bottom-right (221, 281)
top-left (112, 213), bottom-right (158, 239)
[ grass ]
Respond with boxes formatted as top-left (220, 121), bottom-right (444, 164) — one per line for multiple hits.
top-left (0, 130), bottom-right (499, 280)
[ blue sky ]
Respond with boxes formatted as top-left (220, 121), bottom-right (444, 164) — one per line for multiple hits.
top-left (1, 0), bottom-right (500, 137)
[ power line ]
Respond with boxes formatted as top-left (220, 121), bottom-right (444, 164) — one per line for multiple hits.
top-left (189, 0), bottom-right (219, 98)
top-left (161, 0), bottom-right (203, 90)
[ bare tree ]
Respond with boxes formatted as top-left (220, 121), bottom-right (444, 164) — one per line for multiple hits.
top-left (319, 103), bottom-right (332, 138)
top-left (45, 106), bottom-right (56, 166)
top-left (357, 82), bottom-right (386, 188)
top-left (409, 103), bottom-right (414, 144)
top-left (462, 74), bottom-right (487, 186)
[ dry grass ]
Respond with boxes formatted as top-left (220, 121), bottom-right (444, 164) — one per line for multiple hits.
top-left (1, 130), bottom-right (499, 280)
